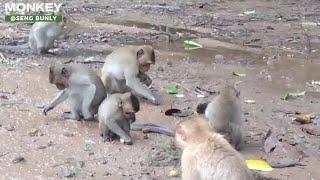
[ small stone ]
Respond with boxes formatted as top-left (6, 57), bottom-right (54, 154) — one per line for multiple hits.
top-left (28, 128), bottom-right (43, 137)
top-left (157, 66), bottom-right (164, 72)
top-left (63, 132), bottom-right (74, 137)
top-left (214, 54), bottom-right (224, 62)
top-left (5, 125), bottom-right (15, 131)
top-left (167, 61), bottom-right (173, 67)
top-left (103, 172), bottom-right (112, 177)
top-left (64, 170), bottom-right (76, 178)
top-left (12, 156), bottom-right (25, 163)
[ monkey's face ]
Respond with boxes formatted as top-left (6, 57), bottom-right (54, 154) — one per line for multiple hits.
top-left (49, 65), bottom-right (70, 90)
top-left (121, 93), bottom-right (140, 117)
top-left (137, 46), bottom-right (155, 73)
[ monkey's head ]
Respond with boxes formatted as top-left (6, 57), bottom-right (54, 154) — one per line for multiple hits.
top-left (137, 45), bottom-right (155, 73)
top-left (221, 85), bottom-right (240, 98)
top-left (175, 117), bottom-right (210, 148)
top-left (120, 92), bottom-right (140, 117)
top-left (49, 65), bottom-right (71, 90)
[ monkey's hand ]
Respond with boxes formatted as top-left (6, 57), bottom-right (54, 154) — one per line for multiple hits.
top-left (151, 97), bottom-right (160, 105)
top-left (43, 105), bottom-right (53, 116)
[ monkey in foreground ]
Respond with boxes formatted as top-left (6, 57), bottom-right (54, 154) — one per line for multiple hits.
top-left (43, 64), bottom-right (106, 120)
top-left (98, 92), bottom-right (140, 145)
top-left (197, 85), bottom-right (243, 150)
top-left (0, 18), bottom-right (66, 55)
top-left (101, 45), bottom-right (159, 105)
top-left (175, 117), bottom-right (254, 180)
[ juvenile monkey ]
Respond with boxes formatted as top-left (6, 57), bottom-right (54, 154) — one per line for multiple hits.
top-left (29, 18), bottom-right (67, 55)
top-left (43, 64), bottom-right (106, 120)
top-left (198, 85), bottom-right (243, 150)
top-left (0, 18), bottom-right (66, 55)
top-left (175, 117), bottom-right (253, 180)
top-left (98, 92), bottom-right (140, 145)
top-left (101, 45), bottom-right (159, 105)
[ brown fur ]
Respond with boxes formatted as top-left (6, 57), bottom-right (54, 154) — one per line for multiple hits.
top-left (175, 117), bottom-right (253, 180)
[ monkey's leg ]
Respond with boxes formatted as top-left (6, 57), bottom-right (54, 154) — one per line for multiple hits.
top-left (99, 121), bottom-right (115, 142)
top-left (81, 85), bottom-right (96, 120)
top-left (107, 119), bottom-right (132, 145)
top-left (43, 90), bottom-right (68, 115)
top-left (64, 94), bottom-right (81, 120)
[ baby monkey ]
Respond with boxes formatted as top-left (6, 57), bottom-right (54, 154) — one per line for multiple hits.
top-left (43, 64), bottom-right (106, 120)
top-left (98, 92), bottom-right (140, 145)
top-left (198, 85), bottom-right (243, 150)
top-left (101, 45), bottom-right (159, 105)
top-left (175, 117), bottom-right (253, 180)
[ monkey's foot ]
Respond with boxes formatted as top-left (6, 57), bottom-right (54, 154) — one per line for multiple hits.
top-left (83, 116), bottom-right (95, 121)
top-left (120, 138), bottom-right (133, 145)
top-left (63, 112), bottom-right (80, 121)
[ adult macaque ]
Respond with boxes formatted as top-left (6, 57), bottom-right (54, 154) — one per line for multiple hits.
top-left (101, 45), bottom-right (159, 105)
top-left (175, 117), bottom-right (254, 180)
top-left (0, 18), bottom-right (66, 55)
top-left (98, 92), bottom-right (140, 145)
top-left (197, 85), bottom-right (243, 150)
top-left (43, 64), bottom-right (106, 120)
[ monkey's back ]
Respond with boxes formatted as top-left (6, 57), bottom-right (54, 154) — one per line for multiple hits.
top-left (70, 64), bottom-right (106, 107)
top-left (205, 90), bottom-right (241, 132)
top-left (193, 134), bottom-right (253, 180)
top-left (98, 94), bottom-right (123, 123)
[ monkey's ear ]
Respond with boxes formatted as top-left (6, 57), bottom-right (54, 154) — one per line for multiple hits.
top-left (118, 101), bottom-right (123, 108)
top-left (236, 90), bottom-right (240, 97)
top-left (137, 49), bottom-right (145, 60)
top-left (61, 67), bottom-right (68, 77)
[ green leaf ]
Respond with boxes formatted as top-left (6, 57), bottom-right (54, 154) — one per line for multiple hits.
top-left (164, 85), bottom-right (180, 94)
top-left (232, 71), bottom-right (246, 77)
top-left (244, 9), bottom-right (255, 15)
top-left (281, 91), bottom-right (305, 100)
top-left (184, 40), bottom-right (203, 50)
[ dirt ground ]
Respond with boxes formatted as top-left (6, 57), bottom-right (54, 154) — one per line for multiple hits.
top-left (0, 0), bottom-right (320, 179)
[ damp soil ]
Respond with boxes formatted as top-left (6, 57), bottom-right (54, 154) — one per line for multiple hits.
top-left (0, 0), bottom-right (320, 179)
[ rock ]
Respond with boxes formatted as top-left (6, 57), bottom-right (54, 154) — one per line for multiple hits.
top-left (103, 172), bottom-right (112, 177)
top-left (28, 128), bottom-right (43, 137)
top-left (5, 125), bottom-right (15, 131)
top-left (64, 170), bottom-right (76, 178)
top-left (12, 156), bottom-right (25, 164)
top-left (157, 66), bottom-right (164, 72)
top-left (214, 54), bottom-right (224, 62)
top-left (63, 132), bottom-right (74, 137)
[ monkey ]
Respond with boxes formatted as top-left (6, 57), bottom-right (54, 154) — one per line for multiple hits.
top-left (175, 117), bottom-right (254, 180)
top-left (43, 64), bottom-right (106, 120)
top-left (100, 45), bottom-right (159, 105)
top-left (98, 92), bottom-right (140, 145)
top-left (0, 18), bottom-right (66, 55)
top-left (197, 85), bottom-right (243, 150)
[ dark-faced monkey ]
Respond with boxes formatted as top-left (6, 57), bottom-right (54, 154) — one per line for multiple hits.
top-left (98, 92), bottom-right (140, 145)
top-left (43, 64), bottom-right (106, 120)
top-left (175, 117), bottom-right (254, 180)
top-left (101, 45), bottom-right (159, 105)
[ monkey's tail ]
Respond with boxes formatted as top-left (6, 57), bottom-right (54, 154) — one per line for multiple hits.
top-left (196, 102), bottom-right (209, 114)
top-left (131, 123), bottom-right (174, 137)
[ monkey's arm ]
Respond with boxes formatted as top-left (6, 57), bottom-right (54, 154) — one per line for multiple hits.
top-left (131, 123), bottom-right (174, 137)
top-left (43, 90), bottom-right (68, 115)
top-left (106, 118), bottom-right (132, 144)
top-left (126, 75), bottom-right (158, 104)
